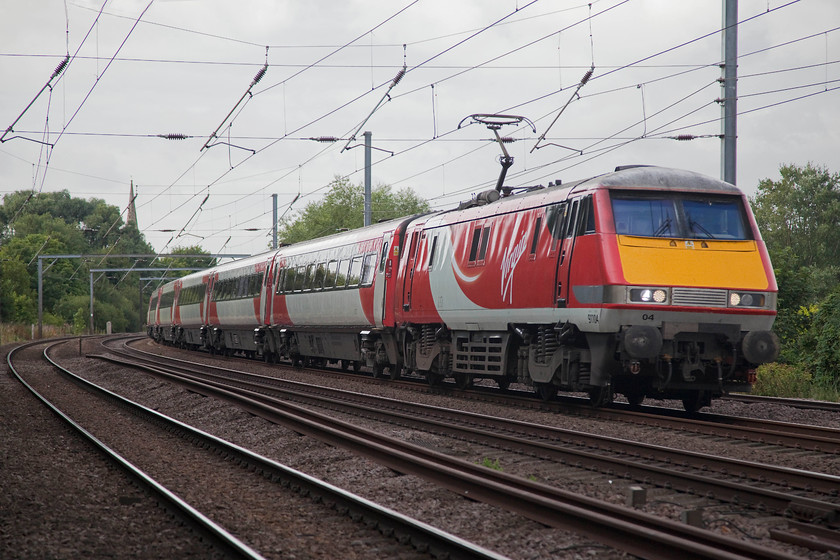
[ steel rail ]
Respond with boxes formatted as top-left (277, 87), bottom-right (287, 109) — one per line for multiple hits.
top-left (107, 343), bottom-right (840, 508)
top-left (36, 340), bottom-right (510, 560)
top-left (95, 350), bottom-right (805, 560)
top-left (7, 339), bottom-right (267, 560)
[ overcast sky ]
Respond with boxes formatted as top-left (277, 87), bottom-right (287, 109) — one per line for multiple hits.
top-left (1, 0), bottom-right (838, 257)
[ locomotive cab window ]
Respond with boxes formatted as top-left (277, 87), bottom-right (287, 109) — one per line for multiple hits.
top-left (611, 191), bottom-right (750, 240)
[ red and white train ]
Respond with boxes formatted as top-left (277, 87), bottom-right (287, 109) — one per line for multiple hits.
top-left (148, 165), bottom-right (779, 411)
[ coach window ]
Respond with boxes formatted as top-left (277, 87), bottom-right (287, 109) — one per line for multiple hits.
top-left (301, 264), bottom-right (314, 291)
top-left (293, 266), bottom-right (305, 291)
top-left (379, 242), bottom-right (389, 272)
top-left (336, 259), bottom-right (350, 288)
top-left (361, 253), bottom-right (376, 286)
top-left (325, 260), bottom-right (338, 289)
top-left (313, 262), bottom-right (326, 290)
top-left (160, 290), bottom-right (175, 308)
top-left (281, 268), bottom-right (293, 293)
top-left (275, 268), bottom-right (285, 294)
top-left (347, 256), bottom-right (363, 287)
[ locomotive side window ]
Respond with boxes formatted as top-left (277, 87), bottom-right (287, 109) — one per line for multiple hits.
top-left (428, 235), bottom-right (438, 270)
top-left (611, 192), bottom-right (750, 240)
top-left (546, 202), bottom-right (567, 255)
top-left (477, 226), bottom-right (491, 262)
top-left (580, 196), bottom-right (596, 234)
top-left (468, 227), bottom-right (482, 262)
top-left (468, 224), bottom-right (491, 265)
top-left (530, 216), bottom-right (542, 260)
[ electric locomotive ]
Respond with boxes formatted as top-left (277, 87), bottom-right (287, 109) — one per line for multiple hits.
top-left (148, 165), bottom-right (778, 411)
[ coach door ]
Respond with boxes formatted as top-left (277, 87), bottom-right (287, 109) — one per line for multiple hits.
top-left (401, 227), bottom-right (422, 312)
top-left (373, 230), bottom-right (392, 328)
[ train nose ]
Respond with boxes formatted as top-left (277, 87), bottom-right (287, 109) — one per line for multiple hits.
top-left (741, 330), bottom-right (780, 364)
top-left (623, 325), bottom-right (663, 359)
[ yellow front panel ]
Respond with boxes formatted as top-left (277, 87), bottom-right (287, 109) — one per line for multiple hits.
top-left (617, 236), bottom-right (769, 289)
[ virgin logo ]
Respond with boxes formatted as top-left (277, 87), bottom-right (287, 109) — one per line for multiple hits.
top-left (501, 233), bottom-right (528, 304)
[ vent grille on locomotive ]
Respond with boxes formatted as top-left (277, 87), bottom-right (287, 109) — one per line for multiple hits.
top-left (671, 288), bottom-right (728, 307)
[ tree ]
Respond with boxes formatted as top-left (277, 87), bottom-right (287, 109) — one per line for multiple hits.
top-left (751, 163), bottom-right (840, 270)
top-left (750, 163), bottom-right (840, 388)
top-left (0, 189), bottom-right (157, 333)
top-left (277, 177), bottom-right (430, 244)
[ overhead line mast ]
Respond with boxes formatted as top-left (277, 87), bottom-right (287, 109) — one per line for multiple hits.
top-left (721, 0), bottom-right (738, 185)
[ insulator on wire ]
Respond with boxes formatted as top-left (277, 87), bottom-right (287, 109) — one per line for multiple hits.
top-left (52, 55), bottom-right (70, 79)
top-left (500, 137), bottom-right (516, 143)
top-left (251, 65), bottom-right (268, 86)
top-left (673, 135), bottom-right (696, 141)
top-left (159, 133), bottom-right (189, 140)
top-left (311, 136), bottom-right (339, 143)
top-left (581, 66), bottom-right (594, 85)
top-left (391, 67), bottom-right (406, 87)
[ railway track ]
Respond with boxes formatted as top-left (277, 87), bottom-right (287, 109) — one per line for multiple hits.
top-left (88, 336), bottom-right (840, 559)
top-left (721, 393), bottom-right (840, 413)
top-left (8, 338), bottom-right (504, 560)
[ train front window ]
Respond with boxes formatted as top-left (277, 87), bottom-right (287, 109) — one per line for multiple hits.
top-left (682, 199), bottom-right (748, 239)
top-left (611, 193), bottom-right (750, 240)
top-left (612, 197), bottom-right (676, 237)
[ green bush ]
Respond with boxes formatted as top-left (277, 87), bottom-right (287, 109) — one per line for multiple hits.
top-left (752, 362), bottom-right (813, 398)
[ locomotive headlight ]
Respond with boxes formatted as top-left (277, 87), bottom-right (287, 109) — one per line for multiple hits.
top-left (629, 287), bottom-right (669, 304)
top-left (728, 291), bottom-right (766, 308)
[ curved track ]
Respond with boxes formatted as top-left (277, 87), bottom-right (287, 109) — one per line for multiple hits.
top-left (9, 337), bottom-right (504, 560)
top-left (96, 336), bottom-right (839, 559)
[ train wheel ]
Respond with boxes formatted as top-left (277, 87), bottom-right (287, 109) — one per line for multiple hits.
top-left (426, 372), bottom-right (443, 386)
top-left (588, 385), bottom-right (614, 408)
top-left (455, 373), bottom-right (473, 389)
top-left (389, 365), bottom-right (401, 380)
top-left (372, 363), bottom-right (385, 378)
top-left (352, 361), bottom-right (362, 372)
top-left (496, 377), bottom-right (511, 391)
top-left (624, 389), bottom-right (646, 407)
top-left (535, 383), bottom-right (557, 402)
top-left (682, 390), bottom-right (711, 412)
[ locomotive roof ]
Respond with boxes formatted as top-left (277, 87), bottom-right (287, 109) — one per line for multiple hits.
top-left (434, 166), bottom-right (742, 226)
top-left (581, 165), bottom-right (742, 194)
